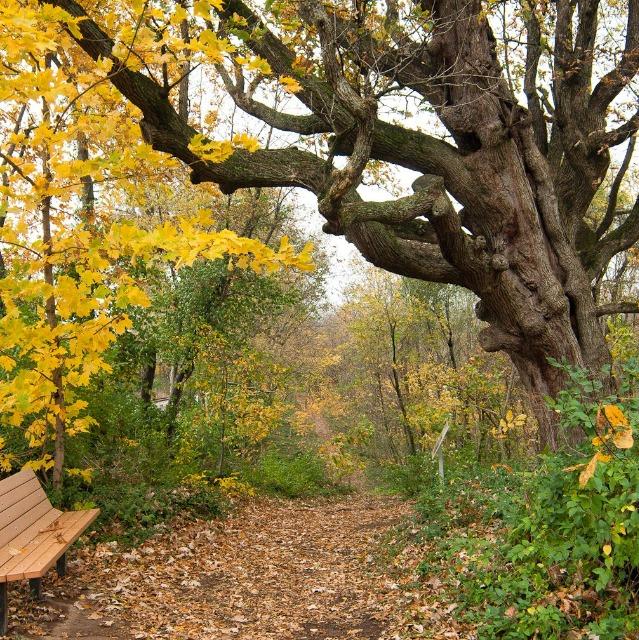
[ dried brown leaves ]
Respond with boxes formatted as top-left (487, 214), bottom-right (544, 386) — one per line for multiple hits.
top-left (9, 495), bottom-right (424, 640)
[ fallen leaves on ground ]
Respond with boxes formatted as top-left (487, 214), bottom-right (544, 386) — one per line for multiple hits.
top-left (7, 494), bottom-right (436, 640)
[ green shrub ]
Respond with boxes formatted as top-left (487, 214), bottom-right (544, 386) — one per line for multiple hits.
top-left (243, 449), bottom-right (337, 498)
top-left (382, 451), bottom-right (524, 538)
top-left (462, 360), bottom-right (639, 639)
top-left (47, 384), bottom-right (225, 545)
top-left (380, 454), bottom-right (434, 497)
top-left (58, 475), bottom-right (224, 546)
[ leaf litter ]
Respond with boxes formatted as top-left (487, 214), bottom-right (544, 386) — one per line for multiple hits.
top-left (5, 494), bottom-right (440, 640)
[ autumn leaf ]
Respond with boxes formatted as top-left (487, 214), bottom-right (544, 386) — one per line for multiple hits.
top-left (603, 404), bottom-right (629, 428)
top-left (280, 75), bottom-right (302, 93)
top-left (236, 55), bottom-right (272, 75)
top-left (578, 453), bottom-right (599, 487)
top-left (612, 428), bottom-right (634, 449)
top-left (193, 0), bottom-right (211, 18)
top-left (232, 132), bottom-right (260, 152)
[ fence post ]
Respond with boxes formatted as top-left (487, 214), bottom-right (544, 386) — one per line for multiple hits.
top-left (431, 421), bottom-right (450, 483)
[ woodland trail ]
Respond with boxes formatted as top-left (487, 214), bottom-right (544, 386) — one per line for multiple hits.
top-left (10, 495), bottom-right (412, 640)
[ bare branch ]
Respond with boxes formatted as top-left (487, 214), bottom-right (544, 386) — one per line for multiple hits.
top-left (596, 301), bottom-right (639, 316)
top-left (590, 0), bottom-right (639, 113)
top-left (216, 63), bottom-right (331, 135)
top-left (596, 136), bottom-right (636, 239)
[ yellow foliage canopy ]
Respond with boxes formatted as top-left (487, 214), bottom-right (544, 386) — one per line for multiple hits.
top-left (0, 0), bottom-right (314, 476)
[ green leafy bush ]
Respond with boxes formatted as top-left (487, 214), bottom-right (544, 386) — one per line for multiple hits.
top-left (463, 361), bottom-right (639, 639)
top-left (379, 454), bottom-right (434, 497)
top-left (49, 384), bottom-right (225, 545)
top-left (242, 448), bottom-right (337, 498)
top-left (383, 452), bottom-right (524, 538)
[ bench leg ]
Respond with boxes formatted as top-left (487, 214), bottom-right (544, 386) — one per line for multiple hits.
top-left (29, 578), bottom-right (43, 602)
top-left (1, 582), bottom-right (8, 636)
top-left (56, 553), bottom-right (67, 578)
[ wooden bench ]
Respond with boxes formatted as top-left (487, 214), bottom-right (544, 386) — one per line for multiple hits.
top-left (0, 468), bottom-right (99, 636)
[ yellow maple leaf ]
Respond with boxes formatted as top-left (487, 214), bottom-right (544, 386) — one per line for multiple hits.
top-left (280, 75), bottom-right (302, 93)
top-left (233, 132), bottom-right (260, 152)
top-left (194, 0), bottom-right (211, 17)
top-left (193, 0), bottom-right (224, 17)
top-left (67, 467), bottom-right (94, 484)
top-left (236, 55), bottom-right (272, 75)
top-left (0, 355), bottom-right (16, 371)
top-left (172, 4), bottom-right (188, 23)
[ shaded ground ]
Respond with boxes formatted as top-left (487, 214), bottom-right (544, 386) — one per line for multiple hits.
top-left (5, 495), bottom-right (412, 640)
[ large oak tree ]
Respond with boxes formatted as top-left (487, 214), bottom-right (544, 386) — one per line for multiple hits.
top-left (41, 0), bottom-right (638, 448)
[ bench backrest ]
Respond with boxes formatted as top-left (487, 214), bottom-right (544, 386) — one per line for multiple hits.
top-left (0, 469), bottom-right (57, 549)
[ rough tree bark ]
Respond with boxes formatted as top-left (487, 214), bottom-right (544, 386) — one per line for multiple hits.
top-left (45, 0), bottom-right (639, 449)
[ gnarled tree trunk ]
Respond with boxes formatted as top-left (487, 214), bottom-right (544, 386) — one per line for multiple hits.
top-left (45, 0), bottom-right (639, 449)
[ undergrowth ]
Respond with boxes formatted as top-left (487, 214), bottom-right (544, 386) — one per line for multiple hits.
top-left (240, 448), bottom-right (346, 498)
top-left (383, 359), bottom-right (639, 638)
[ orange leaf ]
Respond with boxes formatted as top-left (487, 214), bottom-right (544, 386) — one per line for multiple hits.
top-left (579, 453), bottom-right (598, 488)
top-left (603, 404), bottom-right (629, 428)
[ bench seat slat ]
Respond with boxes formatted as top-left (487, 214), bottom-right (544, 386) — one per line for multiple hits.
top-left (0, 477), bottom-right (44, 515)
top-left (0, 499), bottom-right (57, 550)
top-left (0, 508), bottom-right (62, 581)
top-left (22, 509), bottom-right (99, 580)
top-left (2, 509), bottom-right (99, 582)
top-left (0, 490), bottom-right (49, 532)
top-left (0, 469), bottom-right (37, 498)
top-left (0, 511), bottom-right (86, 582)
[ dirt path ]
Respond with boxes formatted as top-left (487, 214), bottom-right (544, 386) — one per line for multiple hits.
top-left (7, 495), bottom-right (411, 640)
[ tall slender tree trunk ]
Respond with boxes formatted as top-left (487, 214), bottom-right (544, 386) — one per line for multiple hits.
top-left (165, 362), bottom-right (194, 443)
top-left (41, 56), bottom-right (66, 489)
top-left (140, 349), bottom-right (157, 404)
top-left (388, 322), bottom-right (417, 456)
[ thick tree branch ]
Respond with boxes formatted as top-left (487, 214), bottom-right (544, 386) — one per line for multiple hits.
top-left (217, 0), bottom-right (470, 195)
top-left (524, 4), bottom-right (548, 155)
top-left (337, 186), bottom-right (444, 230)
top-left (345, 221), bottom-right (464, 285)
top-left (573, 0), bottom-right (600, 90)
top-left (299, 0), bottom-right (377, 219)
top-left (590, 0), bottom-right (639, 113)
top-left (590, 193), bottom-right (639, 273)
top-left (597, 109), bottom-right (639, 148)
top-left (43, 0), bottom-right (332, 196)
top-left (596, 301), bottom-right (639, 316)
